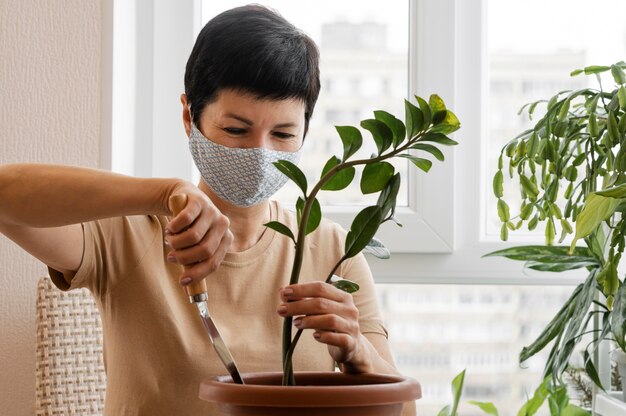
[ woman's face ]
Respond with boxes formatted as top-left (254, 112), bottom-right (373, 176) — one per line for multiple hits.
top-left (188, 89), bottom-right (305, 153)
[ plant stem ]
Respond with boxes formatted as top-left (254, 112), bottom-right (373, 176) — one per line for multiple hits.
top-left (281, 132), bottom-right (425, 385)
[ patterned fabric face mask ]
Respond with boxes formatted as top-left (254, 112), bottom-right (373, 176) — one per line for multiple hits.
top-left (189, 123), bottom-right (302, 207)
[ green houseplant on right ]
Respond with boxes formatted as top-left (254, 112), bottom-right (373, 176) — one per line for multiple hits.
top-left (485, 62), bottom-right (626, 402)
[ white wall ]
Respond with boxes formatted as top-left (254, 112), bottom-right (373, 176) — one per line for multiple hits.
top-left (0, 1), bottom-right (101, 414)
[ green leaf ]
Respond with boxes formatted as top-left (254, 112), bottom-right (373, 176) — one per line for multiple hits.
top-left (362, 237), bottom-right (391, 259)
top-left (361, 119), bottom-right (393, 154)
top-left (344, 206), bottom-right (384, 258)
top-left (468, 401), bottom-right (499, 416)
top-left (584, 65), bottom-right (610, 74)
top-left (429, 94), bottom-right (448, 125)
top-left (404, 99), bottom-right (424, 139)
top-left (329, 276), bottom-right (360, 294)
top-left (588, 113), bottom-right (599, 137)
top-left (377, 173), bottom-right (401, 220)
top-left (437, 405), bottom-right (451, 416)
top-left (264, 221), bottom-right (295, 243)
top-left (516, 378), bottom-right (550, 416)
top-left (449, 369), bottom-right (465, 416)
top-left (295, 197), bottom-right (322, 235)
top-left (519, 284), bottom-right (582, 362)
top-left (493, 171), bottom-right (504, 198)
top-left (335, 126), bottom-right (363, 161)
top-left (611, 64), bottom-right (626, 84)
top-left (483, 245), bottom-right (599, 268)
top-left (497, 199), bottom-right (510, 222)
top-left (562, 404), bottom-right (591, 416)
top-left (520, 175), bottom-right (540, 199)
top-left (596, 182), bottom-right (626, 198)
top-left (570, 69), bottom-right (583, 76)
top-left (430, 110), bottom-right (461, 134)
top-left (274, 160), bottom-right (308, 196)
top-left (374, 110), bottom-right (405, 148)
top-left (583, 349), bottom-right (604, 390)
top-left (419, 132), bottom-right (458, 146)
top-left (320, 156), bottom-right (356, 191)
top-left (399, 154), bottom-right (433, 172)
top-left (304, 198), bottom-right (321, 235)
top-left (597, 261), bottom-right (619, 298)
top-left (409, 143), bottom-right (445, 161)
top-left (618, 85), bottom-right (626, 110)
top-left (610, 284), bottom-right (626, 351)
top-left (569, 193), bottom-right (621, 253)
top-left (416, 95), bottom-right (432, 128)
top-left (608, 111), bottom-right (620, 143)
top-left (360, 161), bottom-right (395, 194)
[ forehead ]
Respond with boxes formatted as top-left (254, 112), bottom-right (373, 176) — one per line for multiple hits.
top-left (203, 89), bottom-right (306, 121)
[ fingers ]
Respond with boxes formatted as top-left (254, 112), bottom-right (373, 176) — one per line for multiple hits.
top-left (280, 281), bottom-right (349, 303)
top-left (165, 191), bottom-right (232, 285)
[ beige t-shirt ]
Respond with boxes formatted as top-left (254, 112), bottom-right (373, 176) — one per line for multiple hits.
top-left (49, 200), bottom-right (387, 415)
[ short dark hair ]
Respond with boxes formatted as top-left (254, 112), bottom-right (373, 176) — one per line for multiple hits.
top-left (184, 4), bottom-right (320, 136)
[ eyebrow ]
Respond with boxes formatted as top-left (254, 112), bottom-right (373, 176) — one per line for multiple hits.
top-left (224, 113), bottom-right (298, 129)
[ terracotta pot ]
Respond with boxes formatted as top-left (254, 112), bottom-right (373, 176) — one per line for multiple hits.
top-left (198, 371), bottom-right (421, 416)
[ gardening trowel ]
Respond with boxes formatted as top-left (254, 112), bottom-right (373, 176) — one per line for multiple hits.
top-left (169, 194), bottom-right (245, 384)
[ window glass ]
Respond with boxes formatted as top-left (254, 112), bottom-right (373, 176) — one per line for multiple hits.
top-left (378, 284), bottom-right (582, 414)
top-left (201, 1), bottom-right (409, 206)
top-left (485, 0), bottom-right (626, 237)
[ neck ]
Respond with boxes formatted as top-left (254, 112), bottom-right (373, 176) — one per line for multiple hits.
top-left (198, 181), bottom-right (271, 252)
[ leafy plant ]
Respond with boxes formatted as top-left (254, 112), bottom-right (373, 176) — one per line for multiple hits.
top-left (268, 95), bottom-right (461, 385)
top-left (485, 62), bottom-right (626, 393)
top-left (440, 369), bottom-right (590, 416)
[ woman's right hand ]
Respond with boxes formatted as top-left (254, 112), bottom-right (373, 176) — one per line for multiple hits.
top-left (165, 183), bottom-right (233, 286)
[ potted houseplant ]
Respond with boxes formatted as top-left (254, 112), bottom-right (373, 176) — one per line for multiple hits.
top-left (197, 94), bottom-right (460, 415)
top-left (484, 61), bottom-right (626, 405)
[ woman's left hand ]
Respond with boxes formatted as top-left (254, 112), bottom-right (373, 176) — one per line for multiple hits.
top-left (277, 281), bottom-right (372, 373)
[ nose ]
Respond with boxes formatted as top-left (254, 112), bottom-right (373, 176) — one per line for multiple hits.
top-left (243, 130), bottom-right (271, 149)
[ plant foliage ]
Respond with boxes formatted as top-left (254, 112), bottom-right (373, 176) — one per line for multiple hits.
top-left (270, 95), bottom-right (460, 385)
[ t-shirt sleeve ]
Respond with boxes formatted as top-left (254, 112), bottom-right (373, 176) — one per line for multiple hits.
top-left (48, 216), bottom-right (162, 296)
top-left (339, 249), bottom-right (389, 339)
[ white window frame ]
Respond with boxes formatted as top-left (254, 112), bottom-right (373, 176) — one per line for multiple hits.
top-left (101, 0), bottom-right (586, 285)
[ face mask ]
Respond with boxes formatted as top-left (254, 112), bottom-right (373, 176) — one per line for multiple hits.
top-left (189, 123), bottom-right (302, 207)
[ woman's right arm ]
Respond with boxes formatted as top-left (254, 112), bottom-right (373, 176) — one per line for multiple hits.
top-left (0, 163), bottom-right (230, 282)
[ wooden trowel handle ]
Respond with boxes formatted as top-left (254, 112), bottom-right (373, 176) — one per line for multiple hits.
top-left (169, 193), bottom-right (208, 298)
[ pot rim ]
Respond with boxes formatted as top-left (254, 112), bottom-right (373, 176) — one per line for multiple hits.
top-left (198, 371), bottom-right (422, 407)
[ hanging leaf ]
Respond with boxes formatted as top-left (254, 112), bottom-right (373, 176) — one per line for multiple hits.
top-left (583, 349), bottom-right (604, 390)
top-left (274, 160), bottom-right (308, 196)
top-left (618, 85), bottom-right (626, 110)
top-left (360, 161), bottom-right (395, 194)
top-left (320, 156), bottom-right (355, 191)
top-left (344, 206), bottom-right (384, 258)
top-left (448, 369), bottom-right (465, 416)
top-left (361, 119), bottom-right (393, 154)
top-left (493, 171), bottom-right (504, 198)
top-left (584, 65), bottom-right (610, 74)
top-left (264, 221), bottom-right (295, 244)
top-left (335, 126), bottom-right (363, 161)
top-left (497, 199), bottom-right (510, 222)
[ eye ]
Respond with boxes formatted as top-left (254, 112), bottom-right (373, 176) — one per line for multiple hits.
top-left (223, 127), bottom-right (246, 135)
top-left (273, 132), bottom-right (296, 139)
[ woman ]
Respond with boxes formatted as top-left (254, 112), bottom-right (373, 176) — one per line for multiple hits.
top-left (0, 5), bottom-right (412, 415)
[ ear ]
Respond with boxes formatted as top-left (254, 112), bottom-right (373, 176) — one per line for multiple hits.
top-left (180, 93), bottom-right (191, 138)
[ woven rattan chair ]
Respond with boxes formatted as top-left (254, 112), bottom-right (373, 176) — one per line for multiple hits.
top-left (35, 276), bottom-right (106, 415)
